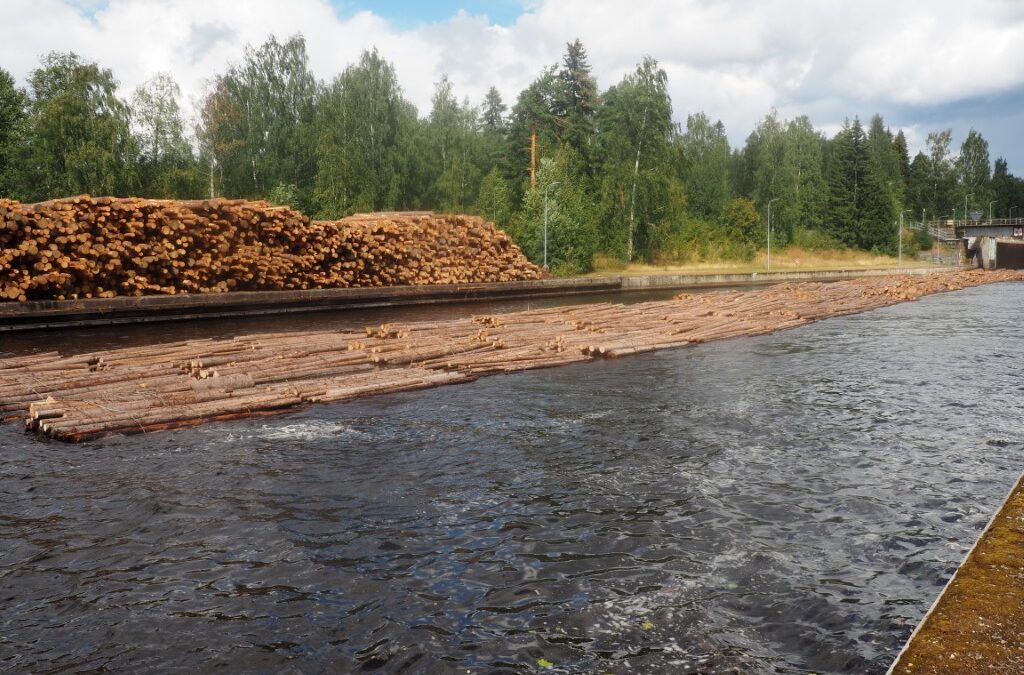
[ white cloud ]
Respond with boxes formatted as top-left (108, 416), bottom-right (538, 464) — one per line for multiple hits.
top-left (2, 0), bottom-right (1024, 163)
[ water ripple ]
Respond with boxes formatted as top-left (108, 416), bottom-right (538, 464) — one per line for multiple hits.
top-left (1, 282), bottom-right (1022, 673)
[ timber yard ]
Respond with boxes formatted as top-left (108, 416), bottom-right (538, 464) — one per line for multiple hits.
top-left (4, 4), bottom-right (1024, 671)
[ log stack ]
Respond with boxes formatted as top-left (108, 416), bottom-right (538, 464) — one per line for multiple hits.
top-left (1, 269), bottom-right (1021, 442)
top-left (0, 196), bottom-right (540, 302)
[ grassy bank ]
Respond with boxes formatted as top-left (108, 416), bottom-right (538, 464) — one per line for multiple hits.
top-left (587, 246), bottom-right (941, 278)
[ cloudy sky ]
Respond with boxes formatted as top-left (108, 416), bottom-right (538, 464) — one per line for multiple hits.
top-left (4, 0), bottom-right (1024, 171)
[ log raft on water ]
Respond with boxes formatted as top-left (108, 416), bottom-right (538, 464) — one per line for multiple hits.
top-left (1, 269), bottom-right (1021, 442)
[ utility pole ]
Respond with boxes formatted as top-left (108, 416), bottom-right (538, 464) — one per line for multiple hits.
top-left (767, 198), bottom-right (779, 273)
top-left (543, 182), bottom-right (560, 269)
top-left (532, 127), bottom-right (540, 188)
top-left (899, 210), bottom-right (911, 267)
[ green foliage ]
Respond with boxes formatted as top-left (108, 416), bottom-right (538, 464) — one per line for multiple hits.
top-left (132, 73), bottom-right (201, 198)
top-left (429, 76), bottom-right (482, 212)
top-left (957, 129), bottom-right (993, 215)
top-left (791, 226), bottom-right (842, 251)
top-left (199, 35), bottom-right (318, 209)
top-left (826, 118), bottom-right (897, 252)
top-left (719, 196), bottom-right (762, 252)
top-left (557, 39), bottom-right (599, 165)
top-left (313, 49), bottom-right (419, 217)
top-left (678, 112), bottom-right (730, 219)
top-left (24, 52), bottom-right (138, 200)
top-left (474, 167), bottom-right (512, 227)
top-left (509, 153), bottom-right (598, 274)
top-left (594, 57), bottom-right (680, 261)
top-left (4, 39), bottom-right (1021, 271)
top-left (0, 68), bottom-right (27, 198)
top-left (508, 66), bottom-right (561, 197)
top-left (893, 130), bottom-right (910, 180)
top-left (867, 113), bottom-right (904, 205)
top-left (268, 182), bottom-right (300, 208)
top-left (744, 111), bottom-right (801, 246)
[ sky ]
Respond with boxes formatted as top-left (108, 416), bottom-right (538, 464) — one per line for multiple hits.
top-left (3, 0), bottom-right (1024, 172)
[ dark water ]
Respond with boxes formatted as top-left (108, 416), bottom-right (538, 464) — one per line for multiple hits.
top-left (1, 283), bottom-right (1022, 673)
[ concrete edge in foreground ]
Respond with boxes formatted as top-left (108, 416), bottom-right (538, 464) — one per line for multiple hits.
top-left (888, 472), bottom-right (1024, 673)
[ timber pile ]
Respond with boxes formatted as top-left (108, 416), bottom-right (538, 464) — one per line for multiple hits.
top-left (0, 196), bottom-right (540, 301)
top-left (1, 269), bottom-right (1020, 442)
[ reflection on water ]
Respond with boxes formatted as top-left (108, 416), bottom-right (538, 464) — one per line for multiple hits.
top-left (1, 283), bottom-right (1022, 673)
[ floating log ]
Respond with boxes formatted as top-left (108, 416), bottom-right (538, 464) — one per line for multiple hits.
top-left (1, 269), bottom-right (1021, 442)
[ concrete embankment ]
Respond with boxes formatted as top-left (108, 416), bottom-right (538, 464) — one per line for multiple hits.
top-left (889, 472), bottom-right (1024, 674)
top-left (0, 266), bottom-right (957, 332)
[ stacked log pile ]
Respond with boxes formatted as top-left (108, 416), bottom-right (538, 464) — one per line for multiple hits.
top-left (0, 196), bottom-right (540, 301)
top-left (1, 269), bottom-right (1020, 442)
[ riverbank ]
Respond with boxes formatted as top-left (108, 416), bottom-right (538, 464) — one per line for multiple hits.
top-left (589, 246), bottom-right (940, 277)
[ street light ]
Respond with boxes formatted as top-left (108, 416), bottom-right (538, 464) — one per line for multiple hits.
top-left (767, 197), bottom-right (780, 273)
top-left (899, 209), bottom-right (912, 267)
top-left (1011, 205), bottom-right (1019, 221)
top-left (543, 181), bottom-right (560, 269)
top-left (965, 193), bottom-right (974, 223)
top-left (989, 200), bottom-right (997, 223)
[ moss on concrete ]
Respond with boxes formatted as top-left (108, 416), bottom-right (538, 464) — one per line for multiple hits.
top-left (891, 474), bottom-right (1024, 674)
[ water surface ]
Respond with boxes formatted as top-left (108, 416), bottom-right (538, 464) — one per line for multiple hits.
top-left (1, 283), bottom-right (1022, 673)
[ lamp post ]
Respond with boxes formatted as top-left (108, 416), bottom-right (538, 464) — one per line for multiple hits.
top-left (988, 200), bottom-right (997, 223)
top-left (767, 198), bottom-right (780, 273)
top-left (899, 209), bottom-right (911, 267)
top-left (543, 181), bottom-right (560, 269)
top-left (1011, 205), bottom-right (1019, 221)
top-left (965, 193), bottom-right (973, 224)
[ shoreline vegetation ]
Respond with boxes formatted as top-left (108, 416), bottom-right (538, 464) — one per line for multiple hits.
top-left (2, 37), bottom-right (1022, 280)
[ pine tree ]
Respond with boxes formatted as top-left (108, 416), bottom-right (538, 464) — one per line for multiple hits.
top-left (826, 118), bottom-right (896, 251)
top-left (557, 39), bottom-right (599, 164)
top-left (508, 66), bottom-right (561, 195)
top-left (480, 87), bottom-right (507, 131)
top-left (992, 158), bottom-right (1014, 218)
top-left (893, 130), bottom-right (910, 181)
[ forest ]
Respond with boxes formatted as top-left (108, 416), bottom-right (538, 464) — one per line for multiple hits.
top-left (2, 35), bottom-right (1023, 274)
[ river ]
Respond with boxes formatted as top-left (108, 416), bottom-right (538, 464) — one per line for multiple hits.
top-left (1, 282), bottom-right (1022, 673)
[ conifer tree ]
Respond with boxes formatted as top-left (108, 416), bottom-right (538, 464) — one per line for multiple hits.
top-left (557, 39), bottom-right (599, 165)
top-left (826, 118), bottom-right (896, 251)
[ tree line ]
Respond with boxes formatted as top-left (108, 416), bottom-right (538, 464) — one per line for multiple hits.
top-left (2, 36), bottom-right (1023, 273)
